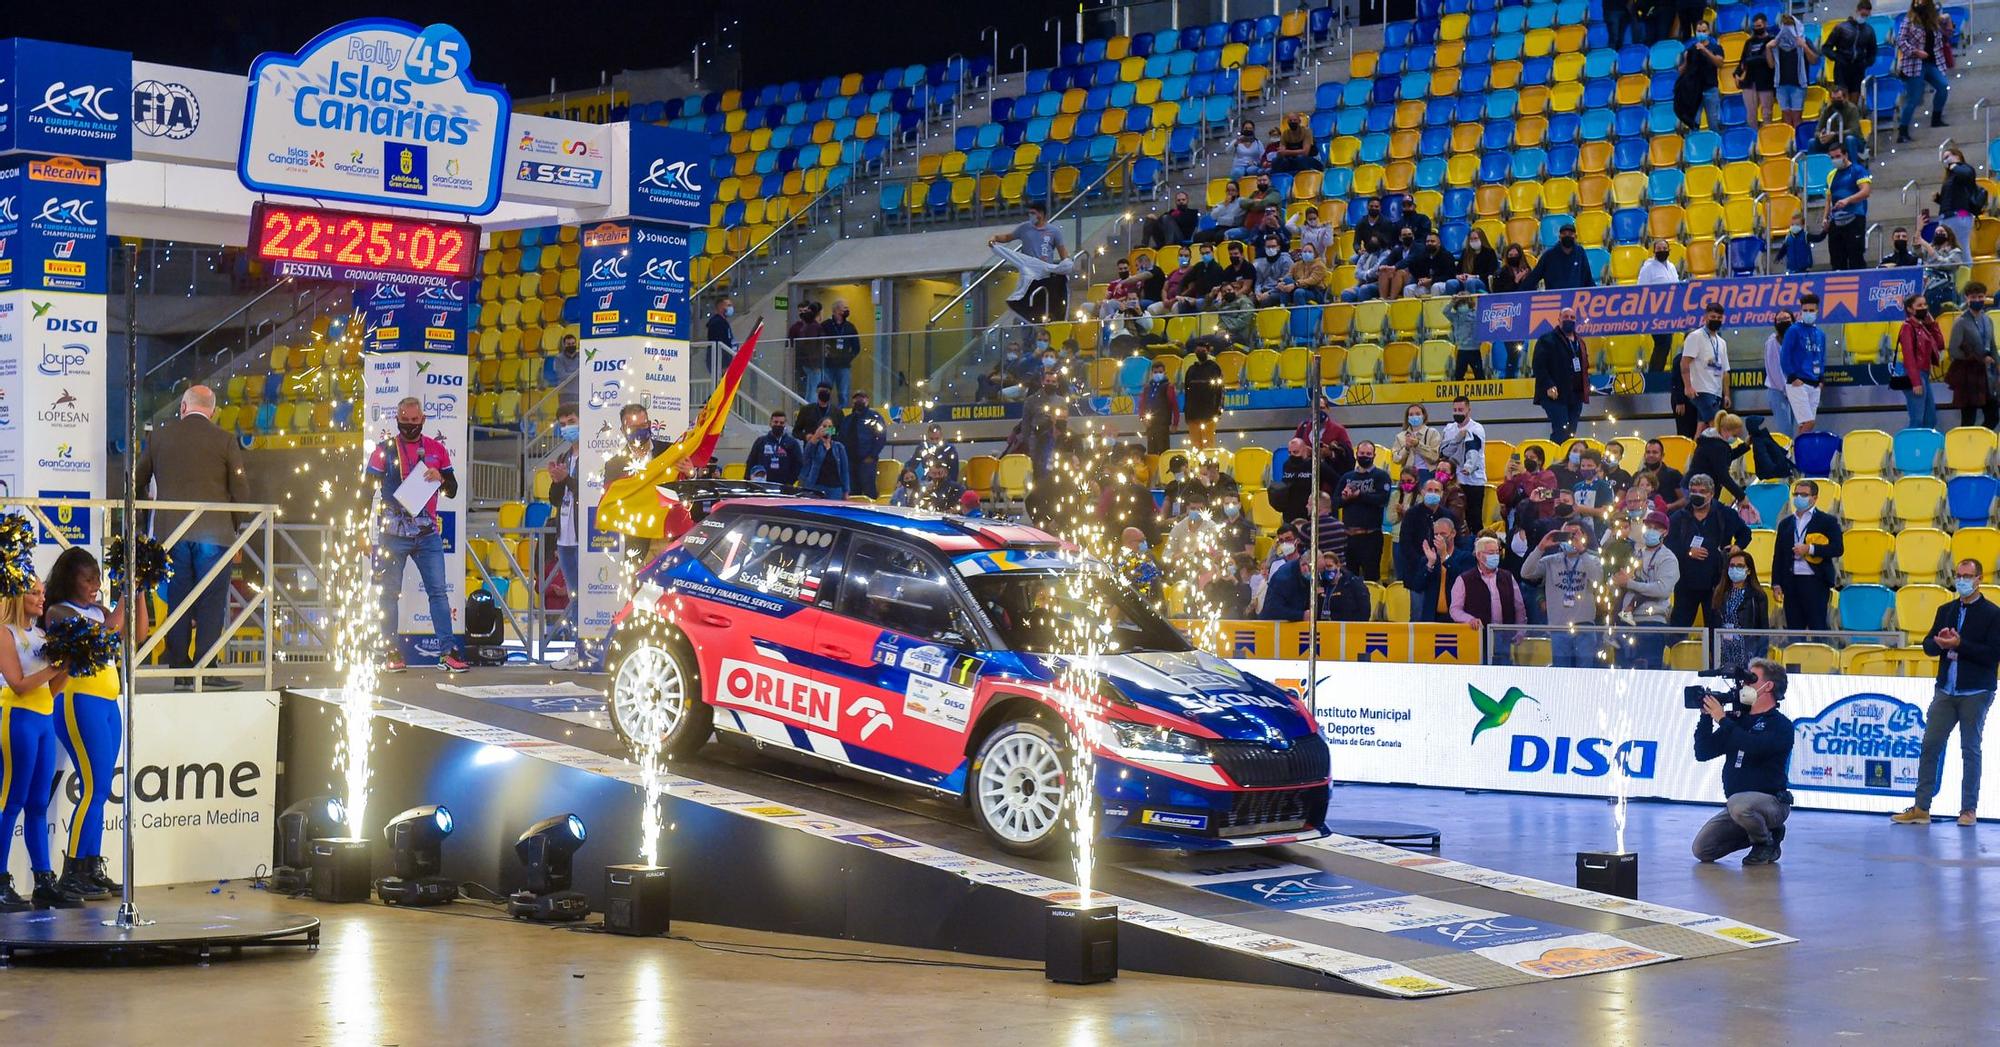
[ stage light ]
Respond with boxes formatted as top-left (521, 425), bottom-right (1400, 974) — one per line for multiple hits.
top-left (273, 795), bottom-right (346, 894)
top-left (507, 814), bottom-right (591, 922)
top-left (375, 804), bottom-right (459, 907)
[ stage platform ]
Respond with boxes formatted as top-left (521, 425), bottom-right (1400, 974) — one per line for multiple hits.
top-left (277, 667), bottom-right (1791, 998)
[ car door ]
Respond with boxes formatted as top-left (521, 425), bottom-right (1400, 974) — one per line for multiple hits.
top-left (815, 535), bottom-right (986, 786)
top-left (683, 513), bottom-right (848, 750)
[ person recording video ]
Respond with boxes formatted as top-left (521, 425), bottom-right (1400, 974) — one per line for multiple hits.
top-left (1691, 658), bottom-right (1794, 866)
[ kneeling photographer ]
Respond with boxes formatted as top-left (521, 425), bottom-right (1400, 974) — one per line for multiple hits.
top-left (1691, 658), bottom-right (1794, 866)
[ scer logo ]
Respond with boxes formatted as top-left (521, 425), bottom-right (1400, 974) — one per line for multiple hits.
top-left (720, 659), bottom-right (838, 732)
top-left (33, 82), bottom-right (119, 122)
top-left (640, 158), bottom-right (704, 193)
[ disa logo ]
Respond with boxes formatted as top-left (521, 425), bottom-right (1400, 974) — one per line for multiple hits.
top-left (1466, 685), bottom-right (1657, 779)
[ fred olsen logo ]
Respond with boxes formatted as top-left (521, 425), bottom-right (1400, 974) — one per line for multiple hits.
top-left (132, 80), bottom-right (200, 140)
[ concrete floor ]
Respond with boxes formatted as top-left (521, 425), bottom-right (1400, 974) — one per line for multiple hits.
top-left (2, 784), bottom-right (1993, 1045)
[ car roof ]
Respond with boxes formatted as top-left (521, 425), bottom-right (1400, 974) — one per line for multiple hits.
top-left (711, 497), bottom-right (1058, 553)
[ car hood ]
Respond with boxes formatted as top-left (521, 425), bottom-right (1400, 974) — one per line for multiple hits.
top-left (1080, 650), bottom-right (1317, 742)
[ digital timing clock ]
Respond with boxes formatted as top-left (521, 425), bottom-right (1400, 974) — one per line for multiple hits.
top-left (249, 202), bottom-right (479, 288)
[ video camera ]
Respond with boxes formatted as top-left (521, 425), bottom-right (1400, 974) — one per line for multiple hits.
top-left (1683, 666), bottom-right (1754, 710)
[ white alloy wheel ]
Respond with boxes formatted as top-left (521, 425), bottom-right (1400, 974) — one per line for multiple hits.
top-left (974, 722), bottom-right (1068, 851)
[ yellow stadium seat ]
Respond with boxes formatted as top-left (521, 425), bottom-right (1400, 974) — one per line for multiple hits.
top-left (1233, 446), bottom-right (1273, 490)
top-left (1839, 477), bottom-right (1891, 529)
top-left (1781, 643), bottom-right (1840, 674)
top-left (1383, 341), bottom-right (1419, 382)
top-left (1253, 309), bottom-right (1288, 349)
top-left (1944, 426), bottom-right (1998, 476)
top-left (1892, 477), bottom-right (1946, 530)
top-left (1839, 429), bottom-right (1893, 478)
top-left (1344, 343), bottom-right (1384, 384)
top-left (1419, 339), bottom-right (1456, 381)
top-left (1385, 298), bottom-right (1423, 341)
top-left (1245, 347), bottom-right (1281, 388)
top-left (1744, 530), bottom-right (1775, 576)
top-left (1896, 527), bottom-right (1953, 585)
top-left (1951, 528), bottom-right (2000, 574)
top-left (1896, 585), bottom-right (1953, 642)
top-left (996, 454), bottom-right (1030, 504)
top-left (1217, 349), bottom-right (1248, 386)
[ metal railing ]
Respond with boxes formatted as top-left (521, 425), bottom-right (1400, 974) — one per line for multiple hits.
top-left (465, 522), bottom-right (561, 661)
top-left (693, 184), bottom-right (839, 302)
top-left (929, 153), bottom-right (1142, 325)
top-left (870, 155), bottom-right (1148, 237)
top-left (691, 338), bottom-right (809, 431)
top-left (1, 498), bottom-right (279, 691)
top-left (1484, 623), bottom-right (1917, 673)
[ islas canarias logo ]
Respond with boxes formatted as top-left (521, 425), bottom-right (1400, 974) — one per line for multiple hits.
top-left (1468, 685), bottom-right (1537, 744)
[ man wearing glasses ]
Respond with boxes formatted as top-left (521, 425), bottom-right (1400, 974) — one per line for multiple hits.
top-left (1894, 559), bottom-right (2000, 826)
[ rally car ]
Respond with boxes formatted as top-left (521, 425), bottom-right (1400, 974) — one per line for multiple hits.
top-left (605, 500), bottom-right (1331, 856)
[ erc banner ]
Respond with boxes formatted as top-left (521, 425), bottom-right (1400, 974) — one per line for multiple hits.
top-left (0, 289), bottom-right (109, 572)
top-left (4, 690), bottom-right (279, 888)
top-left (1476, 267), bottom-right (1926, 343)
top-left (0, 156), bottom-right (109, 295)
top-left (1229, 659), bottom-right (1970, 818)
top-left (364, 344), bottom-right (469, 658)
top-left (0, 37), bottom-right (132, 161)
top-left (359, 278), bottom-right (471, 354)
top-left (239, 19), bottom-right (510, 214)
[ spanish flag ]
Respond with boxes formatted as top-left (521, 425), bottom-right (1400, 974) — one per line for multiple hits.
top-left (598, 320), bottom-right (764, 539)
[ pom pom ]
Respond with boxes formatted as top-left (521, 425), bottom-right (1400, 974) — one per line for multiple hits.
top-left (0, 513), bottom-right (35, 598)
top-left (39, 615), bottom-right (119, 677)
top-left (104, 534), bottom-right (173, 593)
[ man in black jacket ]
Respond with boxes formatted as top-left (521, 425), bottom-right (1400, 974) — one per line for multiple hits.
top-left (1524, 223), bottom-right (1596, 290)
top-left (1666, 472), bottom-right (1752, 626)
top-left (1339, 441), bottom-right (1392, 581)
top-left (1773, 479), bottom-right (1842, 632)
top-left (820, 300), bottom-right (862, 401)
top-left (1182, 344), bottom-right (1226, 448)
top-left (1532, 307), bottom-right (1590, 440)
top-left (746, 411), bottom-right (804, 485)
top-left (1821, 1), bottom-right (1879, 97)
top-left (1894, 559), bottom-right (2000, 825)
top-left (1693, 658), bottom-right (1794, 865)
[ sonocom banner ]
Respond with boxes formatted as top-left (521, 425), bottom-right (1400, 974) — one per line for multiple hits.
top-left (1233, 661), bottom-right (1973, 817)
top-left (4, 690), bottom-right (280, 887)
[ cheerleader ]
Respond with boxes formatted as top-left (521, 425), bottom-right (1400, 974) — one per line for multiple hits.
top-left (43, 548), bottom-right (147, 901)
top-left (0, 579), bottom-right (77, 909)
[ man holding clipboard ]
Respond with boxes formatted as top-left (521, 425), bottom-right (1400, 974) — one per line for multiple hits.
top-left (368, 396), bottom-right (470, 672)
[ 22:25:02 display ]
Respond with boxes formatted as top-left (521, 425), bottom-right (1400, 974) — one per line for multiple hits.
top-left (250, 203), bottom-right (476, 279)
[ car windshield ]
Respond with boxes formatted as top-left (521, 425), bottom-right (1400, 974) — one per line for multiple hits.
top-left (965, 570), bottom-right (1189, 654)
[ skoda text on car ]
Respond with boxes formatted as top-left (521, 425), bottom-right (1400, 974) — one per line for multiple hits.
top-left (606, 499), bottom-right (1331, 855)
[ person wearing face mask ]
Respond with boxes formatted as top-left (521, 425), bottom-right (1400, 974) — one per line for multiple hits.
top-left (1411, 517), bottom-right (1471, 624)
top-left (1813, 83), bottom-right (1866, 160)
top-left (1271, 112), bottom-right (1320, 174)
top-left (1667, 470), bottom-right (1753, 627)
top-left (747, 410), bottom-right (806, 486)
top-left (1383, 229), bottom-right (1420, 299)
top-left (1767, 14), bottom-right (1818, 128)
top-left (1281, 241), bottom-right (1328, 305)
top-left (551, 332), bottom-right (581, 386)
top-left (1136, 360), bottom-right (1179, 455)
top-left (1692, 658), bottom-right (1795, 866)
top-left (1708, 550), bottom-right (1771, 673)
top-left (1455, 230), bottom-right (1497, 293)
top-left (1340, 235), bottom-right (1389, 304)
top-left (1877, 227), bottom-right (1919, 270)
top-left (1637, 239), bottom-right (1682, 372)
top-left (1614, 510), bottom-right (1681, 667)
top-left (1777, 215), bottom-right (1818, 274)
top-left (1259, 535), bottom-right (1310, 621)
top-left (1338, 441), bottom-right (1392, 581)
top-left (1524, 223), bottom-right (1595, 291)
top-left (1773, 480), bottom-right (1841, 633)
top-left (1214, 241), bottom-right (1259, 306)
top-left (1735, 14), bottom-right (1777, 128)
top-left (1215, 493), bottom-right (1258, 561)
top-left (707, 295), bottom-right (738, 360)
top-left (1288, 206), bottom-right (1333, 260)
top-left (1192, 183), bottom-right (1247, 245)
top-left (1896, 292), bottom-right (1946, 430)
top-left (907, 423), bottom-right (960, 485)
top-left (787, 300), bottom-right (826, 391)
top-left (1310, 552), bottom-right (1368, 622)
top-left (1946, 281), bottom-right (2000, 429)
top-left (1252, 235), bottom-right (1293, 307)
top-left (792, 382), bottom-right (842, 441)
top-left (544, 403), bottom-right (585, 659)
top-left (1822, 1), bottom-right (1879, 98)
top-left (820, 300), bottom-right (862, 401)
top-left (1228, 124), bottom-right (1265, 177)
top-left (1674, 20), bottom-right (1726, 130)
top-left (837, 391), bottom-right (887, 493)
top-left (1181, 342), bottom-right (1226, 448)
top-left (1143, 192), bottom-right (1201, 249)
top-left (1391, 404), bottom-right (1443, 498)
top-left (1116, 527), bottom-right (1164, 602)
top-left (1489, 245), bottom-right (1533, 377)
top-left (1780, 292), bottom-right (1829, 431)
top-left (1523, 522), bottom-right (1605, 667)
top-left (1679, 301), bottom-right (1731, 428)
top-left (1919, 228), bottom-right (1967, 314)
top-left (1935, 148), bottom-right (1983, 256)
top-left (1445, 292), bottom-right (1485, 380)
top-left (367, 396), bottom-right (468, 673)
top-left (1450, 535), bottom-right (1528, 650)
top-left (1396, 479), bottom-right (1457, 586)
top-left (1498, 446), bottom-right (1558, 523)
top-left (1439, 396), bottom-right (1489, 525)
top-left (1895, 0), bottom-right (1958, 141)
top-left (1821, 142), bottom-right (1872, 270)
top-left (1895, 559), bottom-right (2000, 826)
top-left (1532, 307), bottom-right (1590, 440)
top-left (1350, 198), bottom-right (1393, 255)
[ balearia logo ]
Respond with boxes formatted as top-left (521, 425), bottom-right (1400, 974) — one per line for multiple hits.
top-left (1466, 684), bottom-right (1657, 779)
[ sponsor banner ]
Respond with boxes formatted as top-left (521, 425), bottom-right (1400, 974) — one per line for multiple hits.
top-left (0, 156), bottom-right (107, 295)
top-left (238, 19), bottom-right (510, 214)
top-left (362, 349), bottom-right (468, 650)
top-left (1236, 659), bottom-right (1964, 815)
top-left (1476, 268), bottom-right (1925, 342)
top-left (624, 119), bottom-right (712, 226)
top-left (579, 220), bottom-right (689, 340)
top-left (0, 289), bottom-right (107, 571)
top-left (5, 690), bottom-right (280, 888)
top-left (359, 279), bottom-right (471, 354)
top-left (1474, 932), bottom-right (1674, 979)
top-left (505, 113), bottom-right (610, 206)
top-left (130, 62), bottom-right (246, 168)
top-left (576, 323), bottom-right (690, 640)
top-left (0, 38), bottom-right (132, 161)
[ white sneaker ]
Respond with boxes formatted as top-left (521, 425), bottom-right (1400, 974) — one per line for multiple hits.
top-left (550, 652), bottom-right (585, 671)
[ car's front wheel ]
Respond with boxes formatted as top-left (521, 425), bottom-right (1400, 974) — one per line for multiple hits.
top-left (607, 625), bottom-right (712, 761)
top-left (969, 717), bottom-right (1072, 857)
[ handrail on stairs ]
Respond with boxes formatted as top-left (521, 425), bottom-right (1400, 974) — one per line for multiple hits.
top-left (144, 276), bottom-right (301, 379)
top-left (927, 153), bottom-right (1138, 325)
top-left (692, 184), bottom-right (838, 301)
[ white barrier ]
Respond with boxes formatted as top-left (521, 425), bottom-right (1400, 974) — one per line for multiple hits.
top-left (1235, 660), bottom-right (1973, 818)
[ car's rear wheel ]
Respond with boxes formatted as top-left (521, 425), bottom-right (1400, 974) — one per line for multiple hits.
top-left (607, 625), bottom-right (712, 761)
top-left (969, 717), bottom-right (1072, 857)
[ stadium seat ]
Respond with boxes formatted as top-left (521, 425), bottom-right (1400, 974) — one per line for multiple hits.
top-left (1896, 585), bottom-right (1953, 643)
top-left (1892, 477), bottom-right (1947, 530)
top-left (1951, 527), bottom-right (2000, 576)
top-left (1838, 478), bottom-right (1891, 530)
top-left (1944, 426), bottom-right (1999, 476)
top-left (1895, 528), bottom-right (1953, 585)
top-left (1838, 430), bottom-right (1892, 479)
top-left (1837, 584), bottom-right (1897, 633)
top-left (1892, 428), bottom-right (1944, 477)
top-left (1947, 475), bottom-right (2000, 527)
top-left (1840, 529), bottom-right (1893, 585)
top-left (1791, 432), bottom-right (1839, 478)
top-left (1781, 643), bottom-right (1840, 675)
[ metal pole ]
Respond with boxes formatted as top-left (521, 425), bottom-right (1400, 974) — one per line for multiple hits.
top-left (111, 240), bottom-right (149, 928)
top-left (1305, 355), bottom-right (1321, 718)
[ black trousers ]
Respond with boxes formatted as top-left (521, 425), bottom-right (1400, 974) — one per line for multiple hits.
top-left (1963, 402), bottom-right (2000, 429)
top-left (1650, 333), bottom-right (1674, 372)
top-left (1460, 484), bottom-right (1487, 530)
top-left (1346, 530), bottom-right (1384, 583)
top-left (1454, 349), bottom-right (1486, 380)
top-left (1778, 574), bottom-right (1832, 633)
top-left (1670, 584), bottom-right (1709, 628)
top-left (1828, 220), bottom-right (1867, 271)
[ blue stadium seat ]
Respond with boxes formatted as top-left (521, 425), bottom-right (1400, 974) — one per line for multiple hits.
top-left (1895, 429), bottom-right (1945, 476)
top-left (1683, 130), bottom-right (1720, 165)
top-left (1726, 236), bottom-right (1764, 276)
top-left (1793, 432), bottom-right (1841, 477)
top-left (1611, 208), bottom-right (1650, 244)
top-left (1720, 127), bottom-right (1755, 162)
top-left (1647, 169), bottom-right (1684, 204)
top-left (1838, 584), bottom-right (1896, 632)
top-left (1948, 475), bottom-right (2000, 526)
top-left (1478, 152), bottom-right (1511, 183)
top-left (1538, 214), bottom-right (1573, 248)
top-left (1545, 146), bottom-right (1578, 178)
top-left (1613, 137), bottom-right (1648, 169)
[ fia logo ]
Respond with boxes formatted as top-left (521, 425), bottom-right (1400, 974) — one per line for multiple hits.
top-left (34, 198), bottom-right (97, 226)
top-left (32, 82), bottom-right (119, 122)
top-left (131, 80), bottom-right (199, 139)
top-left (639, 158), bottom-right (704, 193)
top-left (587, 255), bottom-right (627, 282)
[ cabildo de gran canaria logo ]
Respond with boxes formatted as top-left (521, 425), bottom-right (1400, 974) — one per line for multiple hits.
top-left (1466, 684), bottom-right (1657, 779)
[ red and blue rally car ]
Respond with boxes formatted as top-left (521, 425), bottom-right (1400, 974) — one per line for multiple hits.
top-left (607, 499), bottom-right (1330, 855)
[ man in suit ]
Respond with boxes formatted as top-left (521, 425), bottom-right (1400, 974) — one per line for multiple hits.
top-left (1894, 559), bottom-right (2000, 826)
top-left (1532, 306), bottom-right (1590, 441)
top-left (1772, 479), bottom-right (1842, 632)
top-left (136, 385), bottom-right (251, 690)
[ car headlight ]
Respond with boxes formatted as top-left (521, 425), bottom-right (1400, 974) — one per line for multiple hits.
top-left (1092, 719), bottom-right (1214, 764)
